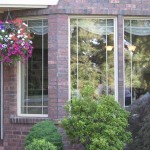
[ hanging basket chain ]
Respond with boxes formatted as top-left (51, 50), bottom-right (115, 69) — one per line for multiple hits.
top-left (5, 8), bottom-right (13, 22)
top-left (4, 9), bottom-right (15, 31)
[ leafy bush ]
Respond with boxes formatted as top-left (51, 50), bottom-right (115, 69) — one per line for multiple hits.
top-left (61, 85), bottom-right (132, 150)
top-left (25, 120), bottom-right (63, 150)
top-left (25, 139), bottom-right (57, 150)
top-left (127, 93), bottom-right (150, 150)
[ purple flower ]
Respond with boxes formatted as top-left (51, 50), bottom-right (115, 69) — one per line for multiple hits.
top-left (0, 24), bottom-right (4, 30)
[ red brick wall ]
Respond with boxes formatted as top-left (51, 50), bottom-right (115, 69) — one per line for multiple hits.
top-left (57, 0), bottom-right (150, 15)
top-left (2, 0), bottom-right (150, 149)
top-left (48, 14), bottom-right (69, 120)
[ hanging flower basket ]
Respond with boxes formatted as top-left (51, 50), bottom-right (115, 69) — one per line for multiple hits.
top-left (0, 18), bottom-right (33, 64)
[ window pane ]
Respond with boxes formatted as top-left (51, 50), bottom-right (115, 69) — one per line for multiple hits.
top-left (29, 35), bottom-right (43, 98)
top-left (28, 20), bottom-right (42, 27)
top-left (43, 107), bottom-right (48, 114)
top-left (131, 20), bottom-right (150, 27)
top-left (107, 19), bottom-right (114, 26)
top-left (70, 18), bottom-right (115, 97)
top-left (124, 20), bottom-right (130, 27)
top-left (107, 33), bottom-right (114, 95)
top-left (43, 19), bottom-right (48, 26)
top-left (43, 96), bottom-right (48, 106)
top-left (43, 33), bottom-right (48, 96)
top-left (21, 107), bottom-right (42, 114)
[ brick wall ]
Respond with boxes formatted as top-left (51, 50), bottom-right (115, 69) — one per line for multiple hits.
top-left (2, 0), bottom-right (150, 149)
top-left (57, 0), bottom-right (150, 15)
top-left (48, 14), bottom-right (69, 120)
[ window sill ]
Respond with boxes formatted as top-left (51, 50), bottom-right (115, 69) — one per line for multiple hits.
top-left (10, 115), bottom-right (49, 124)
top-left (10, 115), bottom-right (60, 125)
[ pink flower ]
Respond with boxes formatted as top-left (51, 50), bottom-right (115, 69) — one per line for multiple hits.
top-left (0, 18), bottom-right (34, 64)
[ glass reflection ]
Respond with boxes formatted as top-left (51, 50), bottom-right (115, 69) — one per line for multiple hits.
top-left (71, 18), bottom-right (115, 98)
top-left (124, 20), bottom-right (150, 106)
top-left (21, 19), bottom-right (48, 114)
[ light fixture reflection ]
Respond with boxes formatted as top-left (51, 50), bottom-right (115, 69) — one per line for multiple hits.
top-left (106, 46), bottom-right (113, 51)
top-left (128, 45), bottom-right (136, 51)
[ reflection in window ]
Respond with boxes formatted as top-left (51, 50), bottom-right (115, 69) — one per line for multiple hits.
top-left (21, 19), bottom-right (48, 115)
top-left (70, 18), bottom-right (115, 98)
top-left (124, 19), bottom-right (150, 106)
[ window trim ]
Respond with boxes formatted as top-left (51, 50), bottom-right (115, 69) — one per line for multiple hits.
top-left (69, 16), bottom-right (118, 101)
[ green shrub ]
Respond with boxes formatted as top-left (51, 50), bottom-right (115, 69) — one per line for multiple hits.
top-left (25, 139), bottom-right (57, 150)
top-left (25, 120), bottom-right (63, 150)
top-left (61, 85), bottom-right (132, 150)
top-left (127, 94), bottom-right (150, 150)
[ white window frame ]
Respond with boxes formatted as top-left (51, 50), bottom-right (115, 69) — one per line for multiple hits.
top-left (69, 16), bottom-right (118, 101)
top-left (17, 18), bottom-right (48, 117)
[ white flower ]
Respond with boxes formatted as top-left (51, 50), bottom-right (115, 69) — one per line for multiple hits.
top-left (21, 42), bottom-right (25, 46)
top-left (9, 34), bottom-right (13, 38)
top-left (2, 44), bottom-right (7, 48)
top-left (29, 40), bottom-right (33, 44)
top-left (5, 35), bottom-right (8, 38)
top-left (1, 30), bottom-right (5, 32)
top-left (4, 38), bottom-right (8, 42)
top-left (24, 35), bottom-right (28, 38)
top-left (22, 38), bottom-right (25, 41)
top-left (10, 41), bottom-right (13, 44)
top-left (18, 30), bottom-right (21, 34)
top-left (17, 35), bottom-right (23, 38)
top-left (22, 23), bottom-right (28, 26)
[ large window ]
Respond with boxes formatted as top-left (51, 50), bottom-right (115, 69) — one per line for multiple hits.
top-left (18, 19), bottom-right (48, 116)
top-left (124, 19), bottom-right (150, 106)
top-left (70, 18), bottom-right (116, 98)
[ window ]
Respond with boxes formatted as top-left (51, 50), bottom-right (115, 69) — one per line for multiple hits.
top-left (18, 19), bottom-right (48, 116)
top-left (124, 19), bottom-right (150, 106)
top-left (70, 18), bottom-right (117, 98)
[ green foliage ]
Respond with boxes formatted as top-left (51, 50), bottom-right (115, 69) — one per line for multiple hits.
top-left (61, 85), bottom-right (132, 150)
top-left (25, 120), bottom-right (63, 150)
top-left (127, 94), bottom-right (150, 150)
top-left (25, 139), bottom-right (57, 150)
